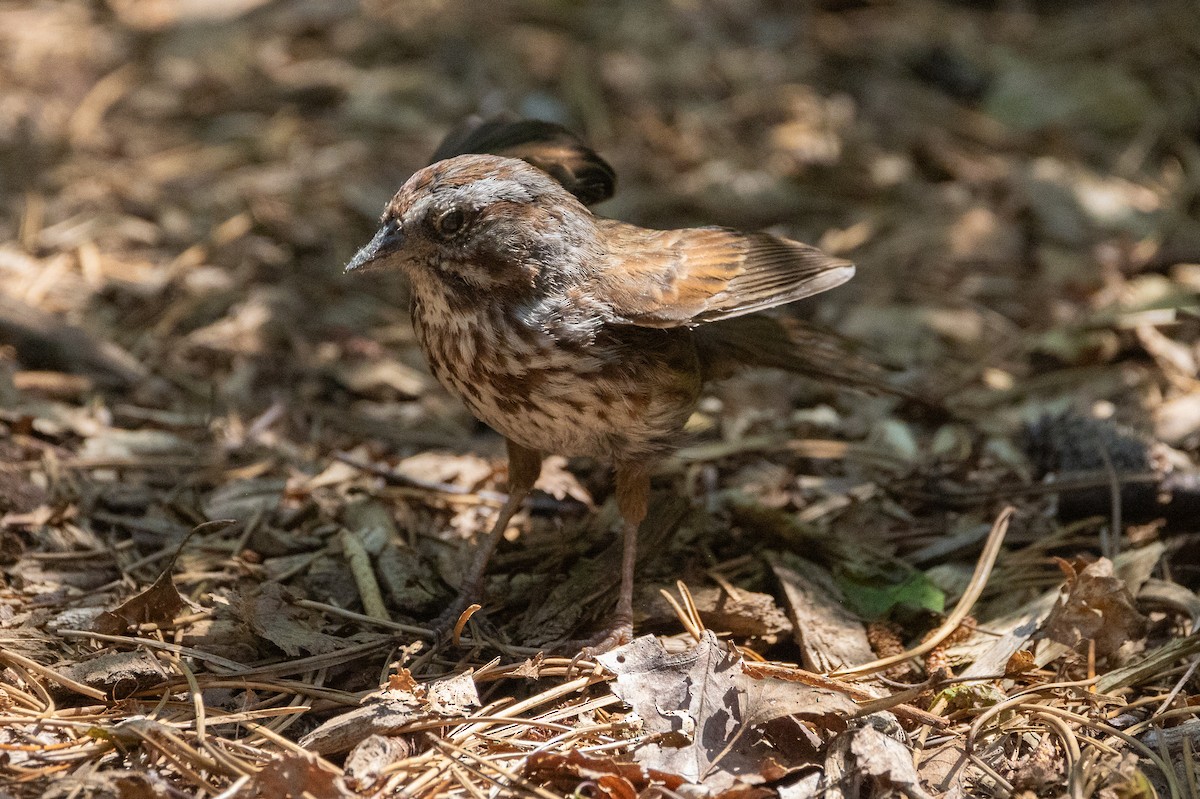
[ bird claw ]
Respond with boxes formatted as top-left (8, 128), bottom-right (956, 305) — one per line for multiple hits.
top-left (559, 618), bottom-right (634, 677)
top-left (579, 622), bottom-right (633, 656)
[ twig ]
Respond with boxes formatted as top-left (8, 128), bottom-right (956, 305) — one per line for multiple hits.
top-left (832, 506), bottom-right (1013, 677)
top-left (340, 528), bottom-right (390, 621)
top-left (0, 648), bottom-right (106, 702)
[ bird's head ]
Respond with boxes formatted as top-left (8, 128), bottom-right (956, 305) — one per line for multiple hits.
top-left (345, 154), bottom-right (599, 295)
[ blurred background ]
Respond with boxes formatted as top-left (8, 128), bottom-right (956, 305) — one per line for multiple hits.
top-left (2, 0), bottom-right (1200, 620)
top-left (3, 0), bottom-right (1197, 434)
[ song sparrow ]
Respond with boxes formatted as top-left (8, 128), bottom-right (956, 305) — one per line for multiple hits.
top-left (347, 119), bottom-right (856, 650)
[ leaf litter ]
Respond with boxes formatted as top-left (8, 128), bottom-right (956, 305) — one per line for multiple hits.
top-left (2, 0), bottom-right (1200, 797)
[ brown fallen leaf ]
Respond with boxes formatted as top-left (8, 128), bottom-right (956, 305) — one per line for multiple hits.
top-left (915, 738), bottom-right (973, 797)
top-left (524, 751), bottom-right (688, 799)
top-left (90, 518), bottom-right (235, 635)
top-left (644, 585), bottom-right (793, 647)
top-left (597, 632), bottom-right (857, 792)
top-left (57, 650), bottom-right (165, 699)
top-left (771, 556), bottom-right (876, 673)
top-left (1004, 648), bottom-right (1036, 677)
top-left (236, 753), bottom-right (350, 799)
top-left (91, 568), bottom-right (188, 635)
top-left (240, 582), bottom-right (357, 657)
top-left (1038, 557), bottom-right (1148, 659)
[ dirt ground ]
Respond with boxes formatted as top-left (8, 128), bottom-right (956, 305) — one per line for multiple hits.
top-left (1, 1), bottom-right (1199, 797)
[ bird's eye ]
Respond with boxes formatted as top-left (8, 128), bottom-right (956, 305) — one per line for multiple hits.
top-left (434, 208), bottom-right (466, 238)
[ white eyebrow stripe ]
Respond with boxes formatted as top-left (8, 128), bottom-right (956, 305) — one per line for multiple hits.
top-left (434, 175), bottom-right (539, 207)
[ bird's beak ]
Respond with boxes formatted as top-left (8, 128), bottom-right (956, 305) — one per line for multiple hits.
top-left (345, 223), bottom-right (404, 274)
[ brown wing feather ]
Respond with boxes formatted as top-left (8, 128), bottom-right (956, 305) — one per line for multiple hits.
top-left (594, 221), bottom-right (855, 328)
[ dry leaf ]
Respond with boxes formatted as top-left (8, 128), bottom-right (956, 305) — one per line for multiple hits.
top-left (772, 556), bottom-right (876, 673)
top-left (333, 356), bottom-right (429, 399)
top-left (598, 632), bottom-right (856, 791)
top-left (645, 585), bottom-right (793, 647)
top-left (386, 667), bottom-right (418, 692)
top-left (915, 738), bottom-right (972, 797)
top-left (240, 582), bottom-right (353, 657)
top-left (511, 652), bottom-right (546, 679)
top-left (91, 569), bottom-right (188, 635)
top-left (533, 455), bottom-right (593, 506)
top-left (1039, 557), bottom-right (1148, 658)
top-left (424, 670), bottom-right (479, 715)
top-left (343, 735), bottom-right (415, 791)
top-left (524, 751), bottom-right (687, 798)
top-left (822, 724), bottom-right (933, 799)
top-left (203, 478), bottom-right (285, 522)
top-left (300, 671), bottom-right (480, 755)
top-left (237, 753), bottom-right (351, 799)
top-left (1004, 649), bottom-right (1036, 677)
top-left (58, 650), bottom-right (165, 698)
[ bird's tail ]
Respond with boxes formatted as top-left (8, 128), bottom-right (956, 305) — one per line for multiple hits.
top-left (694, 314), bottom-right (930, 405)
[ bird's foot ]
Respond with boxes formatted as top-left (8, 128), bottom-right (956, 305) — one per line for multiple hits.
top-left (579, 621), bottom-right (633, 657)
top-left (558, 615), bottom-right (634, 667)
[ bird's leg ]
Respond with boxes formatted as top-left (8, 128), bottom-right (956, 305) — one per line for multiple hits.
top-left (613, 463), bottom-right (650, 639)
top-left (575, 462), bottom-right (649, 655)
top-left (432, 439), bottom-right (542, 640)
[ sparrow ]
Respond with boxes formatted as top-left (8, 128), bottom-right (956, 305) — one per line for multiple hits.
top-left (346, 117), bottom-right (857, 651)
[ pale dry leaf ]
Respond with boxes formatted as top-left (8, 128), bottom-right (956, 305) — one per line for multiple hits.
top-left (395, 451), bottom-right (494, 489)
top-left (300, 671), bottom-right (479, 755)
top-left (511, 652), bottom-right (546, 679)
top-left (187, 287), bottom-right (299, 355)
top-left (333, 356), bottom-right (428, 400)
top-left (344, 735), bottom-right (415, 791)
top-left (1155, 393), bottom-right (1200, 446)
top-left (293, 458), bottom-right (361, 492)
top-left (598, 632), bottom-right (855, 791)
top-left (79, 428), bottom-right (194, 460)
top-left (533, 455), bottom-right (593, 506)
top-left (823, 724), bottom-right (932, 799)
top-left (424, 670), bottom-right (480, 715)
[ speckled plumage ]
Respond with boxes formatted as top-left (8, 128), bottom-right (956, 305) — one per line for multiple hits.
top-left (353, 153), bottom-right (851, 464)
top-left (345, 121), bottom-right (855, 651)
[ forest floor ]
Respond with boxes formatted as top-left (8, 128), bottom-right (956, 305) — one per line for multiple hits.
top-left (2, 1), bottom-right (1199, 797)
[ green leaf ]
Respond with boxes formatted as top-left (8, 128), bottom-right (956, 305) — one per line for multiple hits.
top-left (835, 570), bottom-right (946, 620)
